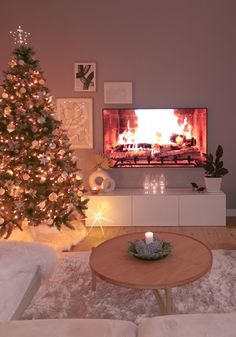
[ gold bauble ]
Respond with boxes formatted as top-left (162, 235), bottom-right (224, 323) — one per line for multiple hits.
top-left (0, 217), bottom-right (4, 225)
top-left (2, 92), bottom-right (8, 99)
top-left (48, 192), bottom-right (58, 201)
top-left (23, 174), bottom-right (30, 181)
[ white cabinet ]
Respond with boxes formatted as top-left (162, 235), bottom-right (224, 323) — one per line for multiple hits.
top-left (85, 195), bottom-right (132, 227)
top-left (85, 189), bottom-right (226, 227)
top-left (132, 195), bottom-right (179, 226)
top-left (179, 194), bottom-right (226, 226)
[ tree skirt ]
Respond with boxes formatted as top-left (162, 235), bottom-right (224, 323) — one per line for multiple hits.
top-left (23, 250), bottom-right (236, 324)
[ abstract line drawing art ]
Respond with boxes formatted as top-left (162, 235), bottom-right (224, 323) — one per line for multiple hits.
top-left (56, 98), bottom-right (93, 149)
top-left (74, 62), bottom-right (96, 92)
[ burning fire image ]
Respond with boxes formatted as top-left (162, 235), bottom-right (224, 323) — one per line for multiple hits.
top-left (103, 108), bottom-right (207, 168)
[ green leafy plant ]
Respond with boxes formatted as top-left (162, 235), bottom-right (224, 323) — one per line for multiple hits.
top-left (203, 145), bottom-right (229, 177)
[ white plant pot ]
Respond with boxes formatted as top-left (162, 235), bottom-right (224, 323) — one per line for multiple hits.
top-left (204, 177), bottom-right (222, 193)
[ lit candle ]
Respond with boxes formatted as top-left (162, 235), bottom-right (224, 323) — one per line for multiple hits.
top-left (145, 231), bottom-right (154, 244)
top-left (91, 186), bottom-right (99, 194)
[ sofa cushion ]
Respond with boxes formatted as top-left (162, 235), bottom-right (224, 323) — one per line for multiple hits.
top-left (0, 318), bottom-right (137, 337)
top-left (138, 313), bottom-right (236, 337)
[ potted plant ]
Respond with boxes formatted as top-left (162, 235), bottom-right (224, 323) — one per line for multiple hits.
top-left (203, 144), bottom-right (228, 192)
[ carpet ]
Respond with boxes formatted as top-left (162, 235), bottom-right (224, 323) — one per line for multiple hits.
top-left (23, 250), bottom-right (236, 324)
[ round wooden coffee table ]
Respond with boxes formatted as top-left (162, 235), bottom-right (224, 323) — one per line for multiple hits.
top-left (89, 232), bottom-right (213, 315)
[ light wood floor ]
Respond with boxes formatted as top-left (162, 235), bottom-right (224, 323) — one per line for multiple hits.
top-left (71, 217), bottom-right (236, 251)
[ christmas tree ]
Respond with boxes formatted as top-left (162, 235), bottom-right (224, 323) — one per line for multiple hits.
top-left (0, 26), bottom-right (88, 238)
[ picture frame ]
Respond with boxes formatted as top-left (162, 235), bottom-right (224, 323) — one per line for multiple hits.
top-left (104, 81), bottom-right (133, 104)
top-left (56, 98), bottom-right (93, 149)
top-left (74, 62), bottom-right (96, 92)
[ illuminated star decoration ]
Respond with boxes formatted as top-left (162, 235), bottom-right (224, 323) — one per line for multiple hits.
top-left (85, 207), bottom-right (113, 235)
top-left (10, 25), bottom-right (30, 46)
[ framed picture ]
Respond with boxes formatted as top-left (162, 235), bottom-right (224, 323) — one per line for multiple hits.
top-left (74, 62), bottom-right (96, 92)
top-left (104, 81), bottom-right (133, 104)
top-left (56, 98), bottom-right (93, 149)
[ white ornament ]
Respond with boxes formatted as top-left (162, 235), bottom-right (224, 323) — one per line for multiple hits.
top-left (61, 171), bottom-right (68, 179)
top-left (23, 173), bottom-right (30, 180)
top-left (18, 59), bottom-right (24, 66)
top-left (38, 116), bottom-right (45, 124)
top-left (49, 192), bottom-right (58, 201)
top-left (50, 143), bottom-right (56, 149)
top-left (47, 219), bottom-right (54, 225)
top-left (0, 217), bottom-right (4, 225)
top-left (39, 79), bottom-right (45, 85)
top-left (7, 123), bottom-right (15, 133)
top-left (19, 87), bottom-right (26, 94)
top-left (58, 177), bottom-right (64, 183)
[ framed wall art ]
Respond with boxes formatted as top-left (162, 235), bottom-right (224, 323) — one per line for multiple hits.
top-left (56, 98), bottom-right (93, 149)
top-left (74, 62), bottom-right (96, 92)
top-left (104, 81), bottom-right (133, 104)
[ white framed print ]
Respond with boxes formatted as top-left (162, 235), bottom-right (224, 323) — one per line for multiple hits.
top-left (74, 62), bottom-right (96, 92)
top-left (56, 98), bottom-right (93, 149)
top-left (104, 81), bottom-right (133, 104)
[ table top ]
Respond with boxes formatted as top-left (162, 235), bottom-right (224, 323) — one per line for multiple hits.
top-left (89, 232), bottom-right (213, 290)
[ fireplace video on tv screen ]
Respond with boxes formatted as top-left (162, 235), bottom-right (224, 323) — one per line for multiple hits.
top-left (103, 108), bottom-right (207, 168)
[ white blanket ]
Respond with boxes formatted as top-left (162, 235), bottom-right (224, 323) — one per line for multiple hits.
top-left (0, 241), bottom-right (56, 319)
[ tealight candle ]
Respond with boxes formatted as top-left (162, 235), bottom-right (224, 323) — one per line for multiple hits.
top-left (145, 231), bottom-right (154, 244)
top-left (91, 186), bottom-right (99, 195)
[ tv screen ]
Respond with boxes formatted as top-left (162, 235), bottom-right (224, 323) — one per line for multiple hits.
top-left (103, 108), bottom-right (207, 168)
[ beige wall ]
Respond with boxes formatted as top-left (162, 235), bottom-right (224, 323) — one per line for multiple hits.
top-left (0, 0), bottom-right (235, 209)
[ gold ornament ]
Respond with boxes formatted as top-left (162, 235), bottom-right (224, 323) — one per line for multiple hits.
top-left (23, 173), bottom-right (30, 180)
top-left (39, 79), bottom-right (45, 85)
top-left (50, 143), bottom-right (56, 149)
top-left (77, 190), bottom-right (83, 197)
top-left (31, 140), bottom-right (39, 148)
top-left (58, 177), bottom-right (64, 183)
top-left (49, 192), bottom-right (58, 201)
top-left (76, 172), bottom-right (83, 180)
top-left (18, 59), bottom-right (25, 66)
top-left (2, 92), bottom-right (8, 99)
top-left (47, 219), bottom-right (54, 225)
top-left (0, 188), bottom-right (5, 195)
top-left (6, 74), bottom-right (12, 80)
top-left (4, 106), bottom-right (11, 115)
top-left (0, 217), bottom-right (4, 225)
top-left (38, 201), bottom-right (46, 209)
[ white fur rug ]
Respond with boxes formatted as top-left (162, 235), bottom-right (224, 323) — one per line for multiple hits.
top-left (23, 250), bottom-right (236, 324)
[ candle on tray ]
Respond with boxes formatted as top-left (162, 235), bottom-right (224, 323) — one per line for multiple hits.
top-left (145, 231), bottom-right (154, 244)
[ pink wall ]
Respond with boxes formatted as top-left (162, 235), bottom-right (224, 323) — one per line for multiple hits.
top-left (0, 0), bottom-right (235, 209)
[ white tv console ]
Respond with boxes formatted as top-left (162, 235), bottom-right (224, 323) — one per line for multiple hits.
top-left (85, 188), bottom-right (226, 227)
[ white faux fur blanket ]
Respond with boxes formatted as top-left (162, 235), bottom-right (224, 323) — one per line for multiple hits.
top-left (0, 241), bottom-right (56, 279)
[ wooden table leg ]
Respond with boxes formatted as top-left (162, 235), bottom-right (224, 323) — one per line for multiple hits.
top-left (152, 288), bottom-right (172, 315)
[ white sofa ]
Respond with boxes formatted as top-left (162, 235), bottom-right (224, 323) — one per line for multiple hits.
top-left (0, 312), bottom-right (236, 337)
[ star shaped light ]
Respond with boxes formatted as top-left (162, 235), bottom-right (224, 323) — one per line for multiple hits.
top-left (10, 26), bottom-right (30, 46)
top-left (85, 207), bottom-right (113, 235)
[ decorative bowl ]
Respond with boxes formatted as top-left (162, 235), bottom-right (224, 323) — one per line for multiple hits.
top-left (128, 237), bottom-right (172, 261)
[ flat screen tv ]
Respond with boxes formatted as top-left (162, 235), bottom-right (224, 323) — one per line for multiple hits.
top-left (103, 108), bottom-right (207, 168)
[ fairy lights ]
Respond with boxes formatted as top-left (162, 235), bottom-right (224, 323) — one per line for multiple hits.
top-left (10, 25), bottom-right (30, 46)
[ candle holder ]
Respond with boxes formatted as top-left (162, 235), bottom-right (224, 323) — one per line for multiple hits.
top-left (128, 236), bottom-right (172, 261)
